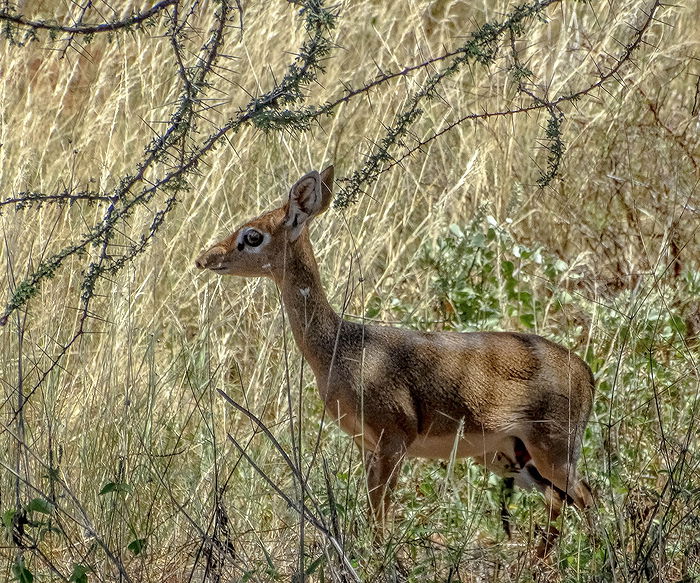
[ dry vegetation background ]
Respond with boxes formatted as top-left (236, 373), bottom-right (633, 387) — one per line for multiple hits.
top-left (0, 0), bottom-right (699, 581)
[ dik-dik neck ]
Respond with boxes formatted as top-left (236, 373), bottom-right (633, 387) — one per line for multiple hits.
top-left (273, 231), bottom-right (342, 378)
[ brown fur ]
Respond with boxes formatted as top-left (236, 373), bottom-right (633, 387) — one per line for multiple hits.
top-left (196, 166), bottom-right (595, 552)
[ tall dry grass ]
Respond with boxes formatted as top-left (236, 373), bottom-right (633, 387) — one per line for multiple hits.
top-left (1, 0), bottom-right (698, 581)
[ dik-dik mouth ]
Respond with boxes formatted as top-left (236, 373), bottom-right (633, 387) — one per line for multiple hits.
top-left (195, 259), bottom-right (230, 272)
top-left (195, 246), bottom-right (230, 271)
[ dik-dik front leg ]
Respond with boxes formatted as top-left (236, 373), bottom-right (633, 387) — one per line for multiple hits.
top-left (364, 436), bottom-right (407, 530)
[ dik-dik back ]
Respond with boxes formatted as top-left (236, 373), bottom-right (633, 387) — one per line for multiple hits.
top-left (196, 166), bottom-right (595, 552)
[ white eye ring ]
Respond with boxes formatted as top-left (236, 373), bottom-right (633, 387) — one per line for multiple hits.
top-left (243, 229), bottom-right (264, 247)
top-left (237, 228), bottom-right (269, 253)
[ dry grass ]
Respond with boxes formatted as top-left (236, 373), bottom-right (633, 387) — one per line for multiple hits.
top-left (1, 0), bottom-right (699, 581)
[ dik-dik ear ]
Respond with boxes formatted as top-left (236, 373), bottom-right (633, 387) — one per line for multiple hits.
top-left (285, 165), bottom-right (334, 241)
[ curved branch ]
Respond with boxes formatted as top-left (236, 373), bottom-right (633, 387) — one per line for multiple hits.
top-left (336, 0), bottom-right (663, 201)
top-left (0, 0), bottom-right (176, 35)
top-left (334, 0), bottom-right (561, 207)
top-left (0, 191), bottom-right (114, 209)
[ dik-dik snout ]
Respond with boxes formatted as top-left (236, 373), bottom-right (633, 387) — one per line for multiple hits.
top-left (194, 214), bottom-right (282, 277)
top-left (194, 245), bottom-right (228, 270)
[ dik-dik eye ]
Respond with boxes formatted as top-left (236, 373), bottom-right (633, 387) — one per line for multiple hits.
top-left (243, 229), bottom-right (264, 247)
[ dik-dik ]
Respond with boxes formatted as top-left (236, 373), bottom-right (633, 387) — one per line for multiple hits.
top-left (196, 166), bottom-right (594, 552)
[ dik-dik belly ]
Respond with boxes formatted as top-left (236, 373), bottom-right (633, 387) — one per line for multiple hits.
top-left (326, 392), bottom-right (515, 462)
top-left (407, 429), bottom-right (515, 460)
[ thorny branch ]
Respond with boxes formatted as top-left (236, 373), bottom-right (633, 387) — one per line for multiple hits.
top-left (334, 0), bottom-right (664, 205)
top-left (0, 0), bottom-right (665, 409)
top-left (0, 0), bottom-right (176, 36)
top-left (383, 0), bottom-right (663, 181)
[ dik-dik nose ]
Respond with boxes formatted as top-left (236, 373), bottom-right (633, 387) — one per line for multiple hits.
top-left (195, 246), bottom-right (226, 269)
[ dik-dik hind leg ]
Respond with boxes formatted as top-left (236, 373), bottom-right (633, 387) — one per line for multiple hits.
top-left (364, 436), bottom-right (407, 531)
top-left (525, 442), bottom-right (592, 511)
top-left (536, 484), bottom-right (565, 558)
top-left (523, 437), bottom-right (592, 557)
top-left (500, 477), bottom-right (515, 538)
top-left (474, 445), bottom-right (525, 539)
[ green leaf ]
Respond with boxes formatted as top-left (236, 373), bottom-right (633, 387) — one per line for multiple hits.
top-left (99, 482), bottom-right (131, 495)
top-left (69, 564), bottom-right (91, 583)
top-left (669, 314), bottom-right (687, 335)
top-left (558, 290), bottom-right (574, 305)
top-left (553, 258), bottom-right (568, 272)
top-left (127, 538), bottom-right (147, 556)
top-left (470, 231), bottom-right (486, 248)
top-left (418, 481), bottom-right (435, 496)
top-left (364, 296), bottom-right (382, 319)
top-left (305, 554), bottom-right (325, 575)
top-left (519, 313), bottom-right (535, 329)
top-left (501, 260), bottom-right (515, 279)
top-left (448, 224), bottom-right (464, 238)
top-left (2, 508), bottom-right (16, 530)
top-left (12, 557), bottom-right (33, 583)
top-left (25, 498), bottom-right (53, 515)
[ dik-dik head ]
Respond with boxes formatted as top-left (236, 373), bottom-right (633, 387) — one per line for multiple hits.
top-left (195, 166), bottom-right (334, 277)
